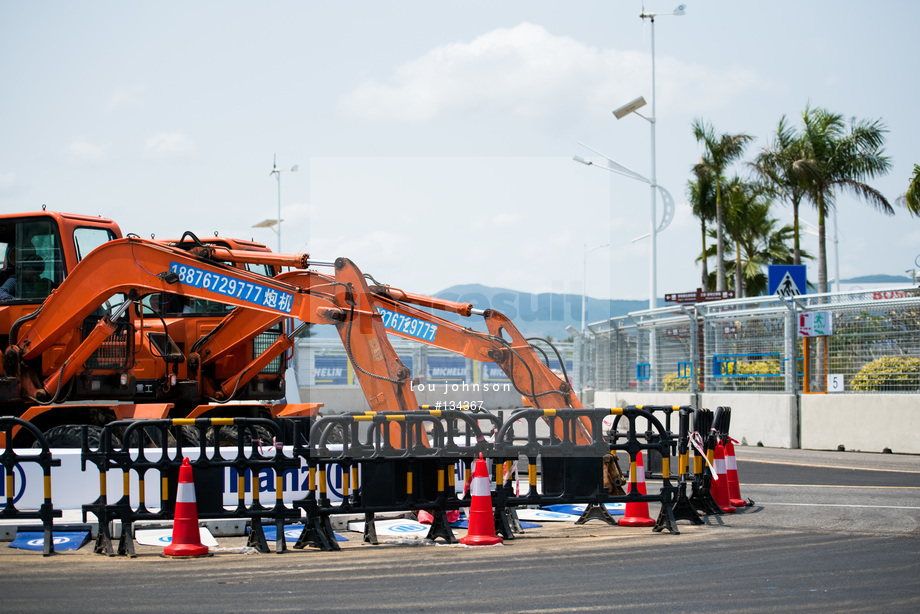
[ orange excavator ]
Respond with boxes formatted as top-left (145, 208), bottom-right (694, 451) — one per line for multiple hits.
top-left (1, 208), bottom-right (587, 448)
top-left (0, 209), bottom-right (413, 445)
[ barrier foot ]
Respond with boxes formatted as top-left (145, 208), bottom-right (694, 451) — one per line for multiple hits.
top-left (690, 479), bottom-right (723, 515)
top-left (494, 506), bottom-right (517, 540)
top-left (39, 502), bottom-right (57, 557)
top-left (575, 503), bottom-right (617, 526)
top-left (671, 485), bottom-right (705, 526)
top-left (247, 521), bottom-right (270, 554)
top-left (362, 512), bottom-right (378, 545)
top-left (424, 510), bottom-right (457, 544)
top-left (84, 502), bottom-right (135, 558)
top-left (274, 517), bottom-right (287, 554)
top-left (492, 489), bottom-right (516, 540)
top-left (506, 506), bottom-right (524, 534)
top-left (293, 514), bottom-right (340, 552)
top-left (652, 502), bottom-right (680, 534)
top-left (92, 520), bottom-right (135, 557)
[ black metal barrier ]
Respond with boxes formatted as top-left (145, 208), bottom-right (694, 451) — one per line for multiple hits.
top-left (52, 404), bottom-right (742, 556)
top-left (494, 406), bottom-right (678, 533)
top-left (0, 417), bottom-right (62, 556)
top-left (81, 417), bottom-right (303, 556)
top-left (293, 409), bottom-right (502, 548)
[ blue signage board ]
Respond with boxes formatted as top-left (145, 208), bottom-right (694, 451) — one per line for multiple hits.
top-left (313, 355), bottom-right (348, 385)
top-left (170, 261), bottom-right (294, 313)
top-left (427, 356), bottom-right (467, 383)
top-left (768, 265), bottom-right (807, 297)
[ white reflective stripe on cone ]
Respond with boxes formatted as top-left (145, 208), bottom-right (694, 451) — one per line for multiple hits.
top-left (637, 463), bottom-right (645, 482)
top-left (470, 477), bottom-right (491, 497)
top-left (726, 454), bottom-right (738, 471)
top-left (177, 482), bottom-right (197, 503)
top-left (715, 458), bottom-right (726, 475)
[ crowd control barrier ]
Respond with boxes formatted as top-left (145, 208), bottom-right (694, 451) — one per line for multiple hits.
top-left (292, 409), bottom-right (502, 548)
top-left (3, 404), bottom-right (748, 556)
top-left (492, 407), bottom-right (680, 534)
top-left (673, 406), bottom-right (735, 518)
top-left (80, 417), bottom-right (302, 557)
top-left (0, 417), bottom-right (62, 555)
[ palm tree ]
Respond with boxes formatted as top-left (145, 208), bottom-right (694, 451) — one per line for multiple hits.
top-left (752, 116), bottom-right (809, 265)
top-left (722, 177), bottom-right (764, 297)
top-left (700, 214), bottom-right (802, 297)
top-left (897, 164), bottom-right (920, 216)
top-left (691, 119), bottom-right (754, 292)
top-left (687, 163), bottom-right (717, 290)
top-left (792, 106), bottom-right (891, 393)
top-left (794, 106), bottom-right (892, 294)
top-left (720, 176), bottom-right (803, 297)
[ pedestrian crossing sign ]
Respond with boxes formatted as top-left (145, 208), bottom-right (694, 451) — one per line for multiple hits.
top-left (768, 265), bottom-right (807, 297)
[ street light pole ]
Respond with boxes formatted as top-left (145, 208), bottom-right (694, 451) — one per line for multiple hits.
top-left (647, 11), bottom-right (658, 311)
top-left (269, 154), bottom-right (298, 253)
top-left (635, 3), bottom-right (684, 308)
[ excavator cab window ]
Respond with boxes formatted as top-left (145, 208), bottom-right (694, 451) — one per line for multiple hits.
top-left (245, 262), bottom-right (275, 277)
top-left (74, 226), bottom-right (117, 261)
top-left (143, 293), bottom-right (235, 316)
top-left (0, 220), bottom-right (64, 303)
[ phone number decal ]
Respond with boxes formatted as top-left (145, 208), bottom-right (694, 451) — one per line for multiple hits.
top-left (377, 307), bottom-right (438, 342)
top-left (169, 262), bottom-right (293, 314)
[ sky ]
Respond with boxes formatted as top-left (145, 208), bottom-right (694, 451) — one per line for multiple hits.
top-left (1, 0), bottom-right (918, 309)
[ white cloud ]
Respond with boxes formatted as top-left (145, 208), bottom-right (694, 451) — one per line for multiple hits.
top-left (144, 132), bottom-right (194, 158)
top-left (67, 139), bottom-right (108, 165)
top-left (107, 83), bottom-right (147, 112)
top-left (342, 22), bottom-right (774, 124)
top-left (492, 212), bottom-right (521, 226)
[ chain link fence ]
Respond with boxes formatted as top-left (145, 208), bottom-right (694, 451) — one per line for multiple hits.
top-left (293, 337), bottom-right (575, 388)
top-left (582, 287), bottom-right (920, 395)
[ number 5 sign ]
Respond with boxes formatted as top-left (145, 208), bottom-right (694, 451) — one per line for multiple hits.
top-left (828, 373), bottom-right (844, 393)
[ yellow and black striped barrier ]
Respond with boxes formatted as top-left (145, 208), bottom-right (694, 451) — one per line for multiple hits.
top-left (80, 417), bottom-right (301, 557)
top-left (62, 405), bottom-right (743, 556)
top-left (0, 417), bottom-right (62, 556)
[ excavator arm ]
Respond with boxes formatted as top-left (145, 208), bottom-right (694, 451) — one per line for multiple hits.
top-left (4, 236), bottom-right (343, 361)
top-left (367, 283), bottom-right (593, 445)
top-left (3, 236), bottom-right (420, 415)
top-left (369, 285), bottom-right (580, 410)
top-left (1, 237), bottom-right (347, 401)
top-left (191, 259), bottom-right (419, 412)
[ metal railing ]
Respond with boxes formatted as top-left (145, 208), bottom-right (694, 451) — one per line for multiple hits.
top-left (582, 287), bottom-right (920, 394)
top-left (294, 337), bottom-right (575, 388)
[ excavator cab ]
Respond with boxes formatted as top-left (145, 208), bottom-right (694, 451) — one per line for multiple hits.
top-left (0, 218), bottom-right (70, 303)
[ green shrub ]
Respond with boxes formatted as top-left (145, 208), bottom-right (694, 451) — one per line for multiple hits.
top-left (720, 359), bottom-right (781, 391)
top-left (722, 359), bottom-right (781, 376)
top-left (663, 371), bottom-right (691, 391)
top-left (850, 356), bottom-right (920, 392)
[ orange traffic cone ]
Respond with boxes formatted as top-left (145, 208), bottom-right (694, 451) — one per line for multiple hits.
top-left (725, 438), bottom-right (747, 508)
top-left (712, 441), bottom-right (737, 514)
top-left (618, 451), bottom-right (656, 527)
top-left (460, 454), bottom-right (502, 546)
top-left (164, 457), bottom-right (209, 557)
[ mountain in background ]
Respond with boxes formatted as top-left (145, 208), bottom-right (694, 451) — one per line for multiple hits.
top-left (841, 274), bottom-right (914, 284)
top-left (431, 284), bottom-right (650, 339)
top-left (311, 283), bottom-right (652, 339)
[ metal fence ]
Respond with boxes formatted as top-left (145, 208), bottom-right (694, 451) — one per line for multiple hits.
top-left (293, 337), bottom-right (575, 388)
top-left (582, 287), bottom-right (920, 395)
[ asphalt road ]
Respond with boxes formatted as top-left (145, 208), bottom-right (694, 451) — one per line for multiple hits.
top-left (1, 446), bottom-right (918, 613)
